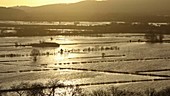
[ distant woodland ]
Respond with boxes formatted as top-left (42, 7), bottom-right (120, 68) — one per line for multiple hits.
top-left (0, 22), bottom-right (170, 37)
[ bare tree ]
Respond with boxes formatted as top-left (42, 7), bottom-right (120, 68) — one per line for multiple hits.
top-left (11, 82), bottom-right (30, 96)
top-left (27, 83), bottom-right (45, 96)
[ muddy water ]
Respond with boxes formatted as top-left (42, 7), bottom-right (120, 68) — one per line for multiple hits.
top-left (0, 33), bottom-right (170, 89)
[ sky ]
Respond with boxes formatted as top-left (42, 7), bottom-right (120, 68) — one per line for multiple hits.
top-left (0, 0), bottom-right (84, 7)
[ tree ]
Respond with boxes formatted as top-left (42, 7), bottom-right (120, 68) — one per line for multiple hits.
top-left (30, 49), bottom-right (40, 62)
top-left (11, 82), bottom-right (30, 96)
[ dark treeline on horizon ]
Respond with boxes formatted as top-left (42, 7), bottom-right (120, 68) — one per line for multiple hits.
top-left (0, 22), bottom-right (170, 37)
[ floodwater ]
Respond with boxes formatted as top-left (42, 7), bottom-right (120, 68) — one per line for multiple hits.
top-left (0, 20), bottom-right (169, 26)
top-left (0, 29), bottom-right (170, 90)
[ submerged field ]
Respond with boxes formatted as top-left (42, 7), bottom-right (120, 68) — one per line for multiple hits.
top-left (0, 31), bottom-right (170, 94)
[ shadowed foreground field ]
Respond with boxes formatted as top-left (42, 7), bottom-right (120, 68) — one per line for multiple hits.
top-left (0, 80), bottom-right (170, 96)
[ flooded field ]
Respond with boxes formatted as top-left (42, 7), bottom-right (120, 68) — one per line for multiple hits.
top-left (0, 33), bottom-right (170, 92)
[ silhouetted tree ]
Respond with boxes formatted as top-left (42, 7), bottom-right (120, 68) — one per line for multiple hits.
top-left (11, 82), bottom-right (30, 96)
top-left (45, 79), bottom-right (60, 96)
top-left (145, 32), bottom-right (164, 43)
top-left (145, 88), bottom-right (156, 96)
top-left (27, 83), bottom-right (44, 96)
top-left (155, 87), bottom-right (170, 96)
top-left (30, 49), bottom-right (40, 62)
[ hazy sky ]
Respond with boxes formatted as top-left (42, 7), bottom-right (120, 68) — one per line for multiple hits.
top-left (0, 0), bottom-right (84, 7)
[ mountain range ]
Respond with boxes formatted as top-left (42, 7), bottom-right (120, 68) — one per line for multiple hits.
top-left (0, 0), bottom-right (170, 21)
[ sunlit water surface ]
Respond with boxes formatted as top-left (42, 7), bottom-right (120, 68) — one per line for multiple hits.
top-left (0, 33), bottom-right (170, 91)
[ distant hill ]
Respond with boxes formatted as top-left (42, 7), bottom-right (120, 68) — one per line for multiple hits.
top-left (0, 7), bottom-right (27, 20)
top-left (1, 0), bottom-right (170, 21)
